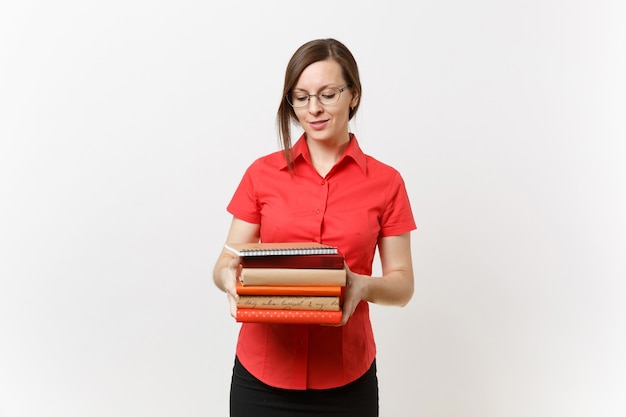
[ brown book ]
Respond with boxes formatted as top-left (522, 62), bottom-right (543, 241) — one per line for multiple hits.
top-left (236, 282), bottom-right (343, 296)
top-left (237, 295), bottom-right (341, 311)
top-left (225, 242), bottom-right (338, 257)
top-left (236, 308), bottom-right (342, 325)
top-left (240, 267), bottom-right (346, 286)
top-left (240, 253), bottom-right (344, 269)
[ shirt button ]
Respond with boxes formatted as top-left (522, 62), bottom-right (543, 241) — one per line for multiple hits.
top-left (320, 180), bottom-right (325, 185)
top-left (315, 209), bottom-right (320, 214)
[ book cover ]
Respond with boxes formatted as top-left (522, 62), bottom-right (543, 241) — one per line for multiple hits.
top-left (236, 282), bottom-right (343, 296)
top-left (236, 308), bottom-right (342, 325)
top-left (240, 267), bottom-right (347, 286)
top-left (225, 242), bottom-right (338, 257)
top-left (240, 253), bottom-right (344, 269)
top-left (237, 295), bottom-right (341, 311)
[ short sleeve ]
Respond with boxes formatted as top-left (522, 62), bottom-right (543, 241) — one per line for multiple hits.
top-left (227, 162), bottom-right (262, 224)
top-left (379, 171), bottom-right (417, 237)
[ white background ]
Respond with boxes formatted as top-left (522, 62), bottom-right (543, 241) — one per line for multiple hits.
top-left (1, 1), bottom-right (625, 416)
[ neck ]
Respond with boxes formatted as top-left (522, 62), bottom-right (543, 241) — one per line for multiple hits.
top-left (307, 133), bottom-right (351, 177)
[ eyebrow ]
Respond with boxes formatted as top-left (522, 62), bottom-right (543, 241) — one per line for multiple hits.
top-left (292, 84), bottom-right (339, 93)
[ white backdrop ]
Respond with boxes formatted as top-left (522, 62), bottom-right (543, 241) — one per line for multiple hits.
top-left (1, 1), bottom-right (625, 416)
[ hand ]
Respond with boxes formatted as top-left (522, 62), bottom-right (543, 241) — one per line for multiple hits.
top-left (218, 256), bottom-right (241, 319)
top-left (340, 264), bottom-right (369, 326)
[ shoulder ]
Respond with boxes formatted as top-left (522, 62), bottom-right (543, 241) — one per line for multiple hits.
top-left (348, 136), bottom-right (403, 180)
top-left (244, 149), bottom-right (287, 173)
top-left (363, 153), bottom-right (404, 180)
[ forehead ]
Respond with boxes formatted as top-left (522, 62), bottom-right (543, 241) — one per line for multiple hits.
top-left (294, 59), bottom-right (344, 91)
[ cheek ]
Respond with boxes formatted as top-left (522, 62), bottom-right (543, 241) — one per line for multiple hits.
top-left (333, 109), bottom-right (351, 126)
top-left (294, 110), bottom-right (308, 125)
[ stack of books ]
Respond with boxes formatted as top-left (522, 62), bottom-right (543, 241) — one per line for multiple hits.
top-left (225, 242), bottom-right (346, 325)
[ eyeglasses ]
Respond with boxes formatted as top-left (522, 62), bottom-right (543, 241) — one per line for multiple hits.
top-left (286, 86), bottom-right (350, 108)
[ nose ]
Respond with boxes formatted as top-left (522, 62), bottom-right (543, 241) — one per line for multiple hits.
top-left (308, 95), bottom-right (323, 114)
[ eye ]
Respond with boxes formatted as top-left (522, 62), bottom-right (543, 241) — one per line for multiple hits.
top-left (292, 93), bottom-right (309, 103)
top-left (320, 90), bottom-right (338, 100)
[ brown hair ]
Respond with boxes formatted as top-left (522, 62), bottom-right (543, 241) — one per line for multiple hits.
top-left (276, 38), bottom-right (362, 166)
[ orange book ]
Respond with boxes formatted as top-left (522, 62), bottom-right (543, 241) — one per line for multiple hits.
top-left (236, 282), bottom-right (342, 296)
top-left (236, 309), bottom-right (342, 325)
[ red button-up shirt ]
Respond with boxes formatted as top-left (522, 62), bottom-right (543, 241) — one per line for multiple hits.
top-left (227, 134), bottom-right (416, 389)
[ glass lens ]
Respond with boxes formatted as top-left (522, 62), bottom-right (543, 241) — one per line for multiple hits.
top-left (289, 92), bottom-right (309, 108)
top-left (318, 88), bottom-right (340, 105)
top-left (287, 87), bottom-right (343, 108)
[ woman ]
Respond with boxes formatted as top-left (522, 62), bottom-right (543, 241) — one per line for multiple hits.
top-left (213, 38), bottom-right (416, 417)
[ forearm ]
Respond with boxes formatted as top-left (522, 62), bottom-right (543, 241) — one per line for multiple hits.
top-left (341, 265), bottom-right (413, 326)
top-left (361, 233), bottom-right (414, 307)
top-left (363, 269), bottom-right (414, 307)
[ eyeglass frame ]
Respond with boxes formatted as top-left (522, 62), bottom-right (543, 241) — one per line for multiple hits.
top-left (286, 85), bottom-right (351, 109)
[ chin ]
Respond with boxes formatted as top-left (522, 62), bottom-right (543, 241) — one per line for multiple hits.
top-left (305, 131), bottom-right (332, 142)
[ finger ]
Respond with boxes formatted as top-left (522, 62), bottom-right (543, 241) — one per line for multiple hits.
top-left (229, 256), bottom-right (242, 271)
top-left (227, 293), bottom-right (238, 319)
top-left (340, 300), bottom-right (355, 326)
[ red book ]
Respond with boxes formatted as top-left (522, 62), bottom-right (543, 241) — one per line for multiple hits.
top-left (236, 282), bottom-right (342, 296)
top-left (240, 253), bottom-right (344, 269)
top-left (236, 309), bottom-right (342, 325)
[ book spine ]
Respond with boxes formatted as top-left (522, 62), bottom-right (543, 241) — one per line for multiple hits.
top-left (237, 295), bottom-right (341, 311)
top-left (240, 248), bottom-right (337, 256)
top-left (236, 283), bottom-right (343, 296)
top-left (236, 309), bottom-right (342, 325)
top-left (240, 268), bottom-right (346, 286)
top-left (240, 254), bottom-right (344, 269)
top-left (225, 243), bottom-right (338, 257)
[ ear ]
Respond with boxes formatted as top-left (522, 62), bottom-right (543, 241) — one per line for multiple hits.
top-left (350, 94), bottom-right (359, 109)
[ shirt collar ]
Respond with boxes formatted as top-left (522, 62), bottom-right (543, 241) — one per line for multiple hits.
top-left (281, 133), bottom-right (367, 174)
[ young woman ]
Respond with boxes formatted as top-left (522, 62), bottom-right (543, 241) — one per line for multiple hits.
top-left (213, 38), bottom-right (416, 417)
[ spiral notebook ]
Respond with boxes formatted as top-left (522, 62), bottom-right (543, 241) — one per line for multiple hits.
top-left (224, 242), bottom-right (338, 257)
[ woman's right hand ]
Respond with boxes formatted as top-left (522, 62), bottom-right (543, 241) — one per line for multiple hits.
top-left (212, 218), bottom-right (261, 320)
top-left (217, 256), bottom-right (241, 319)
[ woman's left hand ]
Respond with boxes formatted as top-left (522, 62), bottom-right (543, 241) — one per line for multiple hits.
top-left (340, 264), bottom-right (370, 326)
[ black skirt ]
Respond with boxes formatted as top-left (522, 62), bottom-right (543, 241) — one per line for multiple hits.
top-left (230, 356), bottom-right (379, 417)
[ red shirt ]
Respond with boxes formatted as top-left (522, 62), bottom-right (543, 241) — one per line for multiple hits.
top-left (227, 134), bottom-right (416, 390)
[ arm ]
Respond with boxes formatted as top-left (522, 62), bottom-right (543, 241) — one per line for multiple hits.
top-left (341, 232), bottom-right (414, 325)
top-left (212, 217), bottom-right (260, 318)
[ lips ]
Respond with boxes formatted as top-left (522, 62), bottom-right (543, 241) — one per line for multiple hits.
top-left (309, 120), bottom-right (329, 130)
